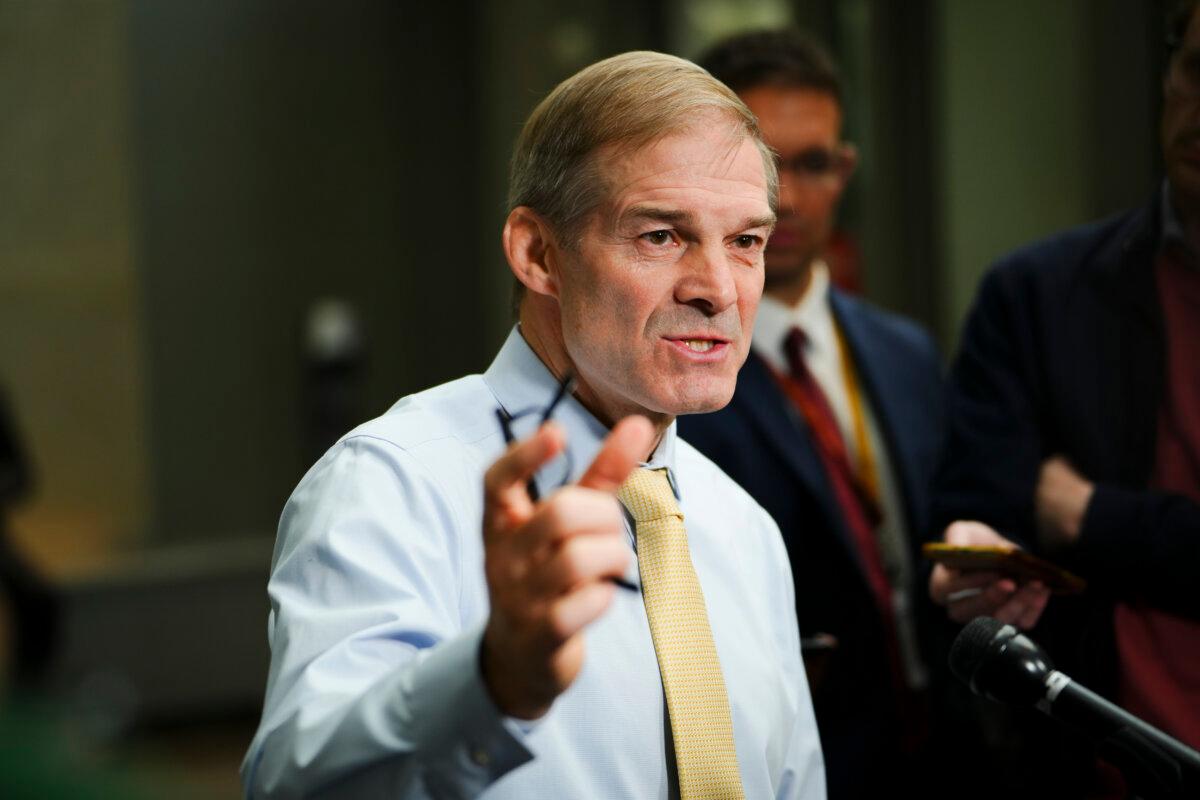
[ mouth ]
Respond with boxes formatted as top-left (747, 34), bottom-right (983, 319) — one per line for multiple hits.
top-left (664, 336), bottom-right (732, 360)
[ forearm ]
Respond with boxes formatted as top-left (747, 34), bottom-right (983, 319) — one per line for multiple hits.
top-left (244, 624), bottom-right (532, 799)
top-left (1065, 485), bottom-right (1200, 616)
top-left (244, 436), bottom-right (536, 798)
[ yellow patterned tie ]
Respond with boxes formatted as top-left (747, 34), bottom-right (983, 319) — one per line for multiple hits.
top-left (618, 468), bottom-right (745, 800)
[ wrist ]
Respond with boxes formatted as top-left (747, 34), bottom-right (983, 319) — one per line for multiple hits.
top-left (1059, 481), bottom-right (1095, 544)
top-left (481, 620), bottom-right (550, 721)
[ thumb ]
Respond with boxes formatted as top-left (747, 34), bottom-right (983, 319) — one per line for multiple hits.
top-left (576, 415), bottom-right (657, 493)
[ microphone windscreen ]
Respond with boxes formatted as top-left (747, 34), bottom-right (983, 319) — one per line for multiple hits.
top-left (949, 616), bottom-right (1006, 685)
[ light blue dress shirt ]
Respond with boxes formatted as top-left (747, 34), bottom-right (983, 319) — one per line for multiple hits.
top-left (242, 329), bottom-right (825, 799)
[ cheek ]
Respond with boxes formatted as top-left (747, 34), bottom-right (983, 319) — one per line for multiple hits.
top-left (738, 263), bottom-right (765, 304)
top-left (732, 270), bottom-right (764, 345)
top-left (798, 188), bottom-right (839, 221)
top-left (562, 272), bottom-right (643, 353)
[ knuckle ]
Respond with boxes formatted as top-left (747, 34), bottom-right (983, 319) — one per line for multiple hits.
top-left (482, 464), bottom-right (505, 499)
top-left (485, 548), bottom-right (526, 588)
top-left (540, 496), bottom-right (568, 532)
top-left (508, 557), bottom-right (529, 585)
top-left (600, 498), bottom-right (625, 533)
top-left (556, 539), bottom-right (587, 585)
top-left (543, 490), bottom-right (590, 533)
top-left (545, 605), bottom-right (574, 644)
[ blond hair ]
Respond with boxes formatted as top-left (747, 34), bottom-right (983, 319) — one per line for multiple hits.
top-left (508, 50), bottom-right (778, 248)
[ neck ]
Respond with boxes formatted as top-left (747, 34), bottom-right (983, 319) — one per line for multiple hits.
top-left (518, 301), bottom-right (669, 459)
top-left (764, 258), bottom-right (816, 308)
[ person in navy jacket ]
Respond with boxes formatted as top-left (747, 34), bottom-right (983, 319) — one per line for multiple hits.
top-left (678, 30), bottom-right (945, 799)
top-left (928, 4), bottom-right (1200, 795)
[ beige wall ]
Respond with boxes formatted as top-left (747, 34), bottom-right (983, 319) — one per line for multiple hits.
top-left (935, 0), bottom-right (1158, 347)
top-left (0, 0), bottom-right (1163, 573)
top-left (0, 1), bottom-right (149, 572)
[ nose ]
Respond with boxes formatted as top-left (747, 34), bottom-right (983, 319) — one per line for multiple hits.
top-left (675, 243), bottom-right (738, 316)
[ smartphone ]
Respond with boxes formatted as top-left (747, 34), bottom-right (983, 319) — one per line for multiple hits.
top-left (922, 542), bottom-right (1086, 594)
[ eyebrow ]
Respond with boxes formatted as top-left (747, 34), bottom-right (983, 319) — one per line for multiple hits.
top-left (742, 213), bottom-right (778, 230)
top-left (621, 205), bottom-right (777, 230)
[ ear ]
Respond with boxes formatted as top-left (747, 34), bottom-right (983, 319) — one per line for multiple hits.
top-left (838, 142), bottom-right (859, 186)
top-left (503, 206), bottom-right (562, 299)
top-left (825, 142), bottom-right (858, 206)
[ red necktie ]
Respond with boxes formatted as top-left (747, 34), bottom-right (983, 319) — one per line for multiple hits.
top-left (778, 327), bottom-right (894, 625)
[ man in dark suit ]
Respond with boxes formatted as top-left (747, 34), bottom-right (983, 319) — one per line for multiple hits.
top-left (678, 30), bottom-right (944, 799)
top-left (928, 3), bottom-right (1200, 795)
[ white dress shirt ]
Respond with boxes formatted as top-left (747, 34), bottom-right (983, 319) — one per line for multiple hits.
top-left (242, 328), bottom-right (826, 799)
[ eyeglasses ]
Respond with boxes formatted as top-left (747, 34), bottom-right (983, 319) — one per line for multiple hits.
top-left (775, 144), bottom-right (856, 186)
top-left (495, 371), bottom-right (577, 502)
top-left (494, 371), bottom-right (639, 593)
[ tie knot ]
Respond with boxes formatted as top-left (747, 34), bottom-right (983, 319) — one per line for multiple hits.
top-left (617, 468), bottom-right (682, 524)
top-left (784, 325), bottom-right (809, 350)
top-left (783, 326), bottom-right (810, 378)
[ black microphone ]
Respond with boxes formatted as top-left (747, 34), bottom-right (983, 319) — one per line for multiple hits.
top-left (951, 616), bottom-right (1200, 799)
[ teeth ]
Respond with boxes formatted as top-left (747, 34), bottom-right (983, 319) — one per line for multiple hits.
top-left (684, 339), bottom-right (714, 352)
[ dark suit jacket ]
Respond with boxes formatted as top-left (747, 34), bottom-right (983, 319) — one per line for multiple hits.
top-left (678, 289), bottom-right (944, 799)
top-left (932, 194), bottom-right (1200, 796)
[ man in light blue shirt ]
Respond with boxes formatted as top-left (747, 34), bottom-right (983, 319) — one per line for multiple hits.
top-left (243, 51), bottom-right (825, 799)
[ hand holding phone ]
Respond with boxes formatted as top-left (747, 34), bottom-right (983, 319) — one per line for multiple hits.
top-left (926, 521), bottom-right (1076, 630)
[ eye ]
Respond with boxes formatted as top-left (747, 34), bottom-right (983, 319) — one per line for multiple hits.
top-left (795, 149), bottom-right (835, 175)
top-left (778, 148), bottom-right (838, 178)
top-left (732, 234), bottom-right (763, 250)
top-left (640, 230), bottom-right (674, 246)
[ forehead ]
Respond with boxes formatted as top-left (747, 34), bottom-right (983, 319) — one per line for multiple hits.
top-left (738, 86), bottom-right (841, 151)
top-left (594, 118), bottom-right (771, 220)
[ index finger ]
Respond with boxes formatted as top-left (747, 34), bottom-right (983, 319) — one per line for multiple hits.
top-left (944, 520), bottom-right (1013, 547)
top-left (483, 422), bottom-right (566, 529)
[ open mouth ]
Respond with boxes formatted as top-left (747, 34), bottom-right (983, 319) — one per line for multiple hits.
top-left (665, 336), bottom-right (731, 357)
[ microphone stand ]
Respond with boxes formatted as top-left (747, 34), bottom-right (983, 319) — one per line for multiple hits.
top-left (956, 619), bottom-right (1200, 799)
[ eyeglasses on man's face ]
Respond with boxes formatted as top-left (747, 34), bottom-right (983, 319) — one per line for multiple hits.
top-left (775, 144), bottom-right (856, 186)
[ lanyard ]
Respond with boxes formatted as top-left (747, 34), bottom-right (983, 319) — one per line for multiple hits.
top-left (833, 324), bottom-right (880, 507)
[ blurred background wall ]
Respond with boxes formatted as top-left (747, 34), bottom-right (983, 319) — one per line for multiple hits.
top-left (0, 0), bottom-right (1172, 794)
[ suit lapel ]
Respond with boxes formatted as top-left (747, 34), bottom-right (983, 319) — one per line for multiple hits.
top-left (1088, 199), bottom-right (1163, 484)
top-left (829, 291), bottom-right (921, 535)
top-left (734, 351), bottom-right (870, 576)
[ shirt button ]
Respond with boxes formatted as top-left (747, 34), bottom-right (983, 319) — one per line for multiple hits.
top-left (470, 746), bottom-right (491, 767)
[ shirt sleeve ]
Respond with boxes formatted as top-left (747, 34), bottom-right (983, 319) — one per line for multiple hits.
top-left (241, 435), bottom-right (533, 799)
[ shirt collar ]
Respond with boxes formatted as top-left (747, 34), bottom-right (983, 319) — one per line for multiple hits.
top-left (752, 260), bottom-right (833, 372)
top-left (483, 327), bottom-right (679, 496)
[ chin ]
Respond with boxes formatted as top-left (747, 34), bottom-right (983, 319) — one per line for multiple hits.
top-left (764, 254), bottom-right (815, 286)
top-left (658, 383), bottom-right (736, 416)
